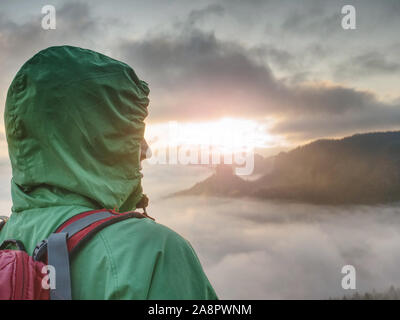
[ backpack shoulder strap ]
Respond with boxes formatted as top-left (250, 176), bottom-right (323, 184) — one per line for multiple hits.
top-left (32, 209), bottom-right (147, 300)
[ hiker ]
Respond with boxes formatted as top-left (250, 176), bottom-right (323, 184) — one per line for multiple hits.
top-left (0, 46), bottom-right (218, 299)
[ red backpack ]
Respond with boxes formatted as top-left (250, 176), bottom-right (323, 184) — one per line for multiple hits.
top-left (0, 209), bottom-right (147, 300)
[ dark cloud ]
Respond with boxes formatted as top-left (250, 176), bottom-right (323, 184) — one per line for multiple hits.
top-left (56, 1), bottom-right (99, 35)
top-left (120, 26), bottom-right (374, 118)
top-left (335, 52), bottom-right (400, 79)
top-left (186, 4), bottom-right (225, 26)
top-left (250, 45), bottom-right (297, 72)
top-left (119, 13), bottom-right (400, 140)
top-left (271, 105), bottom-right (400, 142)
top-left (119, 28), bottom-right (276, 120)
top-left (281, 6), bottom-right (341, 38)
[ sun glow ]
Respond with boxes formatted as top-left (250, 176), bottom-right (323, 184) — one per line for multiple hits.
top-left (145, 118), bottom-right (285, 154)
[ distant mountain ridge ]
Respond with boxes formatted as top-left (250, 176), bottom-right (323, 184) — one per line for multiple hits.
top-left (174, 131), bottom-right (400, 204)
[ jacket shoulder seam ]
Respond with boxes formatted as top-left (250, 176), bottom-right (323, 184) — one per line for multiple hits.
top-left (98, 232), bottom-right (120, 299)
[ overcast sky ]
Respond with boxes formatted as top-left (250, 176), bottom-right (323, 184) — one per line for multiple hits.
top-left (0, 0), bottom-right (399, 146)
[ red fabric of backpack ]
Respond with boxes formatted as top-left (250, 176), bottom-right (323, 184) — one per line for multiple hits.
top-left (0, 209), bottom-right (146, 300)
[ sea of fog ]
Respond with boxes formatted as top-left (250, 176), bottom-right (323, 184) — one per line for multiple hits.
top-left (142, 163), bottom-right (400, 299)
top-left (1, 161), bottom-right (400, 299)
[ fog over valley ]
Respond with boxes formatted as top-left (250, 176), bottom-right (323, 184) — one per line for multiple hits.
top-left (143, 164), bottom-right (400, 299)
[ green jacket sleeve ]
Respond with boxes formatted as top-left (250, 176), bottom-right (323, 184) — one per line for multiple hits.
top-left (145, 229), bottom-right (218, 300)
top-left (70, 218), bottom-right (218, 300)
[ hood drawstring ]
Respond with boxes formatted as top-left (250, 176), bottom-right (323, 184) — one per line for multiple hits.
top-left (0, 216), bottom-right (8, 232)
top-left (135, 194), bottom-right (154, 221)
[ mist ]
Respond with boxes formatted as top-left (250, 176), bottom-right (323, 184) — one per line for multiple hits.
top-left (143, 163), bottom-right (400, 299)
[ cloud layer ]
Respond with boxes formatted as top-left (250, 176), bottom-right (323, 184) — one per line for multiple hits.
top-left (143, 164), bottom-right (400, 299)
top-left (118, 18), bottom-right (400, 142)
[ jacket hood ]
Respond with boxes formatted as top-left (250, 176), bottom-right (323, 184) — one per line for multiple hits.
top-left (5, 46), bottom-right (149, 213)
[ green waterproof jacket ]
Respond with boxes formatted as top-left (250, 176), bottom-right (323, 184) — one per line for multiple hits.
top-left (0, 46), bottom-right (218, 300)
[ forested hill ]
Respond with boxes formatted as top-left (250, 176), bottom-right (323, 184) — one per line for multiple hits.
top-left (174, 131), bottom-right (400, 204)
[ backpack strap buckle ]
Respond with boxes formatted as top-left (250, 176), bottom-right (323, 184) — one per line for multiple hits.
top-left (32, 239), bottom-right (48, 262)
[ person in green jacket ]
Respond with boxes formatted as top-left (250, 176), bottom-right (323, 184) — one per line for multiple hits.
top-left (0, 45), bottom-right (218, 300)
